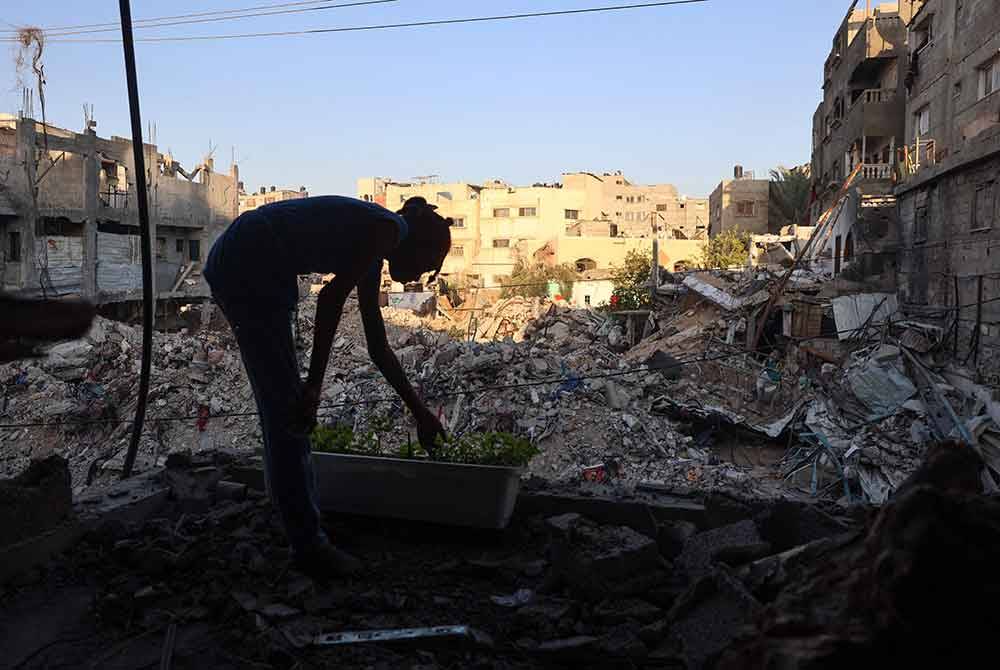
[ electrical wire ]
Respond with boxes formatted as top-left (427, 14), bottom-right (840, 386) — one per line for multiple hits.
top-left (21, 0), bottom-right (404, 38)
top-left (6, 1), bottom-right (710, 44)
top-left (1, 0), bottom-right (397, 34)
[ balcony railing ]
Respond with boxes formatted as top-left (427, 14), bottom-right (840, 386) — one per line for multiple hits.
top-left (861, 163), bottom-right (893, 180)
top-left (900, 139), bottom-right (937, 178)
top-left (852, 88), bottom-right (895, 108)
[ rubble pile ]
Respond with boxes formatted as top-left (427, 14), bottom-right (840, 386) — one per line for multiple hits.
top-left (2, 291), bottom-right (777, 499)
top-left (1, 449), bottom-right (862, 669)
top-left (10, 444), bottom-right (994, 669)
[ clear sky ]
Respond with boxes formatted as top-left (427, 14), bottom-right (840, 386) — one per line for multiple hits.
top-left (3, 0), bottom-right (849, 198)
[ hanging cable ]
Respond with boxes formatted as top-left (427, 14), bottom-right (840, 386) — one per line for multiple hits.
top-left (7, 1), bottom-right (709, 44)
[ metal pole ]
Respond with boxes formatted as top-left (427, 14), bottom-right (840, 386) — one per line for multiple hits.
top-left (119, 0), bottom-right (154, 480)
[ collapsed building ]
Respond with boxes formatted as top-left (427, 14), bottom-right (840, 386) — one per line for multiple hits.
top-left (0, 114), bottom-right (239, 323)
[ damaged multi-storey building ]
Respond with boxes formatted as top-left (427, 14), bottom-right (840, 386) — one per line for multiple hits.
top-left (809, 1), bottom-right (924, 280)
top-left (0, 114), bottom-right (238, 322)
top-left (895, 0), bottom-right (1000, 378)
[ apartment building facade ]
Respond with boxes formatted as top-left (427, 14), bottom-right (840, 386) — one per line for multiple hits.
top-left (357, 174), bottom-right (706, 288)
top-left (709, 167), bottom-right (772, 237)
top-left (0, 114), bottom-right (238, 307)
top-left (238, 185), bottom-right (308, 215)
top-left (894, 0), bottom-right (1000, 375)
top-left (809, 1), bottom-right (924, 278)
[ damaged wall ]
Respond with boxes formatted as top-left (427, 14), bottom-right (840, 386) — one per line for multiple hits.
top-left (0, 114), bottom-right (238, 303)
top-left (895, 0), bottom-right (1000, 377)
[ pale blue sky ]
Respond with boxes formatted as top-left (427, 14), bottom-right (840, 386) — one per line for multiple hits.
top-left (3, 1), bottom-right (847, 197)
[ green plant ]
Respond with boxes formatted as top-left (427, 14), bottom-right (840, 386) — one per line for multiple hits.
top-left (310, 424), bottom-right (538, 468)
top-left (701, 229), bottom-right (751, 269)
top-left (610, 249), bottom-right (652, 310)
top-left (769, 165), bottom-right (812, 229)
top-left (501, 260), bottom-right (578, 299)
top-left (432, 432), bottom-right (539, 467)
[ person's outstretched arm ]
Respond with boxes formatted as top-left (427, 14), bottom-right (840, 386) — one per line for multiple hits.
top-left (357, 271), bottom-right (445, 453)
top-left (292, 220), bottom-right (396, 434)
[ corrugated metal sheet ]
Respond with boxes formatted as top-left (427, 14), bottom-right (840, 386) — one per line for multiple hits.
top-left (831, 293), bottom-right (899, 341)
top-left (97, 231), bottom-right (142, 294)
top-left (36, 236), bottom-right (83, 294)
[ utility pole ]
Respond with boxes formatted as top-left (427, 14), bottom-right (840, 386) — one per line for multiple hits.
top-left (119, 0), bottom-right (155, 480)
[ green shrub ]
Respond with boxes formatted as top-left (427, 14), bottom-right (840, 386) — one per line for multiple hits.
top-left (701, 230), bottom-right (751, 270)
top-left (501, 260), bottom-right (578, 299)
top-left (311, 424), bottom-right (538, 468)
top-left (610, 249), bottom-right (652, 310)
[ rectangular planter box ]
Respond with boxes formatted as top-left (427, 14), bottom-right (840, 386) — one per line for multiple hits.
top-left (311, 452), bottom-right (523, 529)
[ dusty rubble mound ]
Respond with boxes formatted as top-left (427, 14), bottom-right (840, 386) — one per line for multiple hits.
top-left (2, 293), bottom-right (779, 499)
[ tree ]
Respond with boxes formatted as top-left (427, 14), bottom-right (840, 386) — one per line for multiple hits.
top-left (501, 260), bottom-right (578, 299)
top-left (701, 230), bottom-right (751, 270)
top-left (769, 165), bottom-right (812, 229)
top-left (610, 250), bottom-right (651, 311)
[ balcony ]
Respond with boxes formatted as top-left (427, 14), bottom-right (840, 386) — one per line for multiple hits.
top-left (899, 139), bottom-right (937, 179)
top-left (861, 163), bottom-right (893, 180)
top-left (851, 88), bottom-right (895, 108)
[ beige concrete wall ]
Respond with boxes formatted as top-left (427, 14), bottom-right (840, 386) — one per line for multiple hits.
top-left (357, 173), bottom-right (707, 285)
top-left (555, 237), bottom-right (704, 272)
top-left (709, 179), bottom-right (771, 236)
top-left (239, 188), bottom-right (307, 215)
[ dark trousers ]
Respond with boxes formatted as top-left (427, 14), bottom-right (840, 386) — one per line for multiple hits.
top-left (204, 216), bottom-right (327, 555)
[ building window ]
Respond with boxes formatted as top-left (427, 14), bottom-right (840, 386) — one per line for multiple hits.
top-left (564, 209), bottom-right (579, 220)
top-left (656, 204), bottom-right (667, 212)
top-left (176, 239), bottom-right (184, 253)
top-left (189, 239), bottom-right (202, 262)
top-left (492, 239), bottom-right (510, 248)
top-left (575, 258), bottom-right (597, 272)
top-left (584, 295), bottom-right (591, 307)
top-left (616, 195), bottom-right (623, 200)
top-left (973, 181), bottom-right (996, 230)
top-left (7, 231), bottom-right (21, 262)
top-left (518, 207), bottom-right (537, 217)
top-left (451, 217), bottom-right (465, 228)
top-left (954, 80), bottom-right (963, 99)
top-left (156, 237), bottom-right (167, 260)
top-left (978, 56), bottom-right (999, 100)
top-left (914, 15), bottom-right (933, 53)
top-left (610, 224), bottom-right (620, 237)
top-left (492, 208), bottom-right (510, 218)
top-left (735, 200), bottom-right (756, 217)
top-left (450, 245), bottom-right (465, 257)
top-left (915, 105), bottom-right (930, 137)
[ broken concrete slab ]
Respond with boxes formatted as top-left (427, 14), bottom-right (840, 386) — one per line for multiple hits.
top-left (518, 490), bottom-right (708, 538)
top-left (0, 455), bottom-right (72, 548)
top-left (669, 569), bottom-right (761, 670)
top-left (551, 519), bottom-right (663, 601)
top-left (677, 519), bottom-right (763, 580)
top-left (0, 469), bottom-right (169, 585)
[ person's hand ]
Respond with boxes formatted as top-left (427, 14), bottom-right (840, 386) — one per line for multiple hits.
top-left (289, 382), bottom-right (322, 436)
top-left (416, 412), bottom-right (447, 456)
